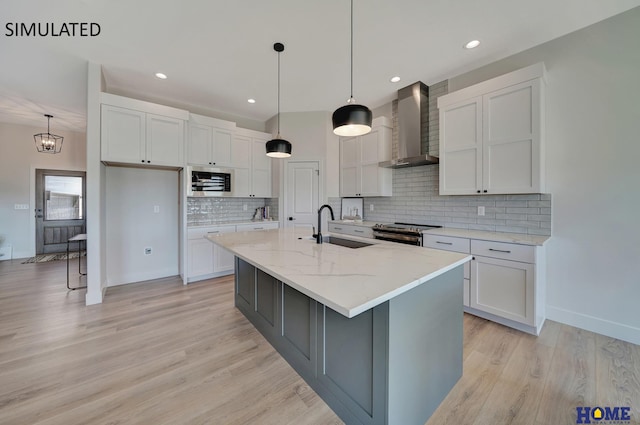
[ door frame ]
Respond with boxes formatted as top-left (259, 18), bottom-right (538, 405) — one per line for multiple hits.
top-left (282, 159), bottom-right (324, 230)
top-left (30, 165), bottom-right (86, 257)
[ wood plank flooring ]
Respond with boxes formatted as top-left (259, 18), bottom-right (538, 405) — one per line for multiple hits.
top-left (0, 259), bottom-right (638, 425)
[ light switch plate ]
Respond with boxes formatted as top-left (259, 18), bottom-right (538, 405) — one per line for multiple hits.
top-left (14, 204), bottom-right (29, 210)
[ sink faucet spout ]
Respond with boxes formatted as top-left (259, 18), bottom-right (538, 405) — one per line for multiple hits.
top-left (316, 204), bottom-right (335, 244)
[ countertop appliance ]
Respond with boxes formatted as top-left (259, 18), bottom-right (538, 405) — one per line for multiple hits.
top-left (187, 165), bottom-right (233, 197)
top-left (372, 222), bottom-right (442, 246)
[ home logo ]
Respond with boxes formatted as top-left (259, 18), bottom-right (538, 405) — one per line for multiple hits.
top-left (576, 406), bottom-right (632, 424)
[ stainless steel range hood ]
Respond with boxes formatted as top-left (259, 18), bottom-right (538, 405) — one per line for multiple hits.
top-left (379, 82), bottom-right (439, 168)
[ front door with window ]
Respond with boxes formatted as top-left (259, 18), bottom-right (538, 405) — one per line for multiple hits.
top-left (35, 169), bottom-right (86, 254)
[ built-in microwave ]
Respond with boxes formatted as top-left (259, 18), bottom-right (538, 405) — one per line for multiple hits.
top-left (187, 166), bottom-right (233, 197)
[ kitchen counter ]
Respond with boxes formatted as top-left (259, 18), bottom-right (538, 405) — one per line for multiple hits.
top-left (207, 227), bottom-right (469, 425)
top-left (206, 227), bottom-right (470, 318)
top-left (422, 227), bottom-right (550, 246)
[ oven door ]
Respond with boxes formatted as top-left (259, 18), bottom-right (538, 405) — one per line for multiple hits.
top-left (373, 231), bottom-right (422, 246)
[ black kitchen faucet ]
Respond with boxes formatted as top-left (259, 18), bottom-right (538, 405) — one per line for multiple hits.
top-left (314, 204), bottom-right (335, 244)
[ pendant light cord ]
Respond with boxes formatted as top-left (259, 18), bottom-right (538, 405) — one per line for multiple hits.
top-left (277, 49), bottom-right (281, 136)
top-left (350, 0), bottom-right (354, 100)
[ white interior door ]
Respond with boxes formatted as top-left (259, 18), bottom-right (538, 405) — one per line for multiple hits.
top-left (285, 161), bottom-right (320, 229)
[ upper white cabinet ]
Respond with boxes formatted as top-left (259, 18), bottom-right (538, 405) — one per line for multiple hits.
top-left (438, 63), bottom-right (546, 195)
top-left (233, 129), bottom-right (272, 198)
top-left (187, 114), bottom-right (236, 167)
top-left (101, 93), bottom-right (188, 168)
top-left (339, 117), bottom-right (392, 197)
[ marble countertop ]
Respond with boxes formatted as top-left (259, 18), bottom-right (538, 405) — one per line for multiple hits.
top-left (422, 227), bottom-right (550, 246)
top-left (206, 227), bottom-right (470, 318)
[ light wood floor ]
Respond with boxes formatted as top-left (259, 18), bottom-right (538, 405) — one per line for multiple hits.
top-left (0, 259), bottom-right (638, 425)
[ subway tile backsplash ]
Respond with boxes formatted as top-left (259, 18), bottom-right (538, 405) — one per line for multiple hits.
top-left (187, 197), bottom-right (278, 226)
top-left (329, 166), bottom-right (551, 236)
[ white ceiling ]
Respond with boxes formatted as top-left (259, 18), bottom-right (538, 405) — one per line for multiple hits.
top-left (1, 0), bottom-right (639, 132)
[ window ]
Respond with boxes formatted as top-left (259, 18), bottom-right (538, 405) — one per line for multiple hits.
top-left (44, 176), bottom-right (83, 220)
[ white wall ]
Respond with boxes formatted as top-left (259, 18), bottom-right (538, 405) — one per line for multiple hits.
top-left (0, 121), bottom-right (86, 259)
top-left (105, 167), bottom-right (179, 286)
top-left (266, 111), bottom-right (339, 228)
top-left (449, 8), bottom-right (640, 344)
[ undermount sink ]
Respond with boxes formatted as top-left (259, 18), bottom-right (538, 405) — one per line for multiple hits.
top-left (320, 236), bottom-right (373, 249)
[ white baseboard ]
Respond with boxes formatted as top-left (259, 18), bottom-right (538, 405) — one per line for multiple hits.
top-left (85, 285), bottom-right (105, 305)
top-left (547, 305), bottom-right (640, 346)
top-left (106, 268), bottom-right (179, 287)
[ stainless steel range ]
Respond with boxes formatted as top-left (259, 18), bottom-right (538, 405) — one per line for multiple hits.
top-left (372, 222), bottom-right (442, 246)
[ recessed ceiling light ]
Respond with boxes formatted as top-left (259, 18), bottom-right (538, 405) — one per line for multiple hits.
top-left (390, 76), bottom-right (401, 83)
top-left (155, 72), bottom-right (167, 79)
top-left (464, 40), bottom-right (480, 49)
top-left (247, 98), bottom-right (256, 104)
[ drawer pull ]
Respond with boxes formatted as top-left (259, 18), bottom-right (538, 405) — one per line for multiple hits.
top-left (436, 241), bottom-right (453, 245)
top-left (207, 231), bottom-right (219, 234)
top-left (354, 230), bottom-right (364, 233)
top-left (489, 248), bottom-right (511, 253)
top-left (334, 227), bottom-right (343, 230)
top-left (254, 227), bottom-right (264, 230)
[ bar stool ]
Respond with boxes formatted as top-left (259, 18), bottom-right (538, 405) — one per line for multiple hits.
top-left (67, 233), bottom-right (87, 290)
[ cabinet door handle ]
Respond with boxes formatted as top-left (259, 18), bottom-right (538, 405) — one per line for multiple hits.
top-left (489, 248), bottom-right (511, 253)
top-left (208, 231), bottom-right (219, 234)
top-left (436, 241), bottom-right (453, 245)
top-left (483, 190), bottom-right (488, 193)
top-left (477, 190), bottom-right (481, 193)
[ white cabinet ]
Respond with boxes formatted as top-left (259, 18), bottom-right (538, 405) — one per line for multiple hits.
top-left (438, 63), bottom-right (545, 195)
top-left (187, 225), bottom-right (236, 282)
top-left (469, 239), bottom-right (545, 334)
top-left (339, 117), bottom-right (392, 197)
top-left (423, 234), bottom-right (471, 306)
top-left (232, 130), bottom-right (272, 198)
top-left (187, 114), bottom-right (236, 167)
top-left (328, 222), bottom-right (374, 239)
top-left (424, 232), bottom-right (546, 335)
top-left (101, 94), bottom-right (187, 168)
top-left (235, 222), bottom-right (279, 232)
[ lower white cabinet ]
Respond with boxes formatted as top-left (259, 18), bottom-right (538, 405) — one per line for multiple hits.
top-left (187, 222), bottom-right (280, 283)
top-left (423, 233), bottom-right (545, 335)
top-left (187, 225), bottom-right (236, 282)
top-left (327, 222), bottom-right (374, 239)
top-left (235, 222), bottom-right (279, 232)
top-left (423, 234), bottom-right (471, 306)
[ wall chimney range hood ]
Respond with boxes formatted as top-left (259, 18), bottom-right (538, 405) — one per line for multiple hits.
top-left (379, 81), bottom-right (439, 168)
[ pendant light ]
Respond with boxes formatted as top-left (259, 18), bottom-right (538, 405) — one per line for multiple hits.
top-left (34, 114), bottom-right (63, 154)
top-left (332, 0), bottom-right (372, 137)
top-left (266, 42), bottom-right (292, 158)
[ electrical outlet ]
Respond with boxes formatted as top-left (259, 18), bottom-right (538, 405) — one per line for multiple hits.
top-left (144, 247), bottom-right (152, 255)
top-left (477, 206), bottom-right (485, 216)
top-left (370, 204), bottom-right (374, 212)
top-left (153, 205), bottom-right (160, 213)
top-left (243, 204), bottom-right (247, 211)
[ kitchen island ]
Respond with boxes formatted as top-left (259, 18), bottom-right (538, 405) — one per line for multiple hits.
top-left (206, 227), bottom-right (471, 425)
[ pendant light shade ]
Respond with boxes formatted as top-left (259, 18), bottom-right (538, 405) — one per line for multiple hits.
top-left (265, 138), bottom-right (291, 158)
top-left (332, 0), bottom-right (372, 137)
top-left (332, 102), bottom-right (372, 137)
top-left (34, 114), bottom-right (63, 154)
top-left (266, 42), bottom-right (292, 158)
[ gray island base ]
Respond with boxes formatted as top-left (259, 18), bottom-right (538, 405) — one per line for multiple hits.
top-left (235, 257), bottom-right (463, 425)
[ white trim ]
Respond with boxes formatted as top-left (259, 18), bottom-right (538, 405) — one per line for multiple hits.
top-left (438, 62), bottom-right (546, 108)
top-left (547, 305), bottom-right (640, 345)
top-left (189, 113), bottom-right (236, 130)
top-left (100, 92), bottom-right (190, 120)
top-left (85, 285), bottom-right (105, 305)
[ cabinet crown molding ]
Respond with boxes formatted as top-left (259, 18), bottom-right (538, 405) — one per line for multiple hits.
top-left (100, 92), bottom-right (189, 120)
top-left (438, 62), bottom-right (547, 108)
